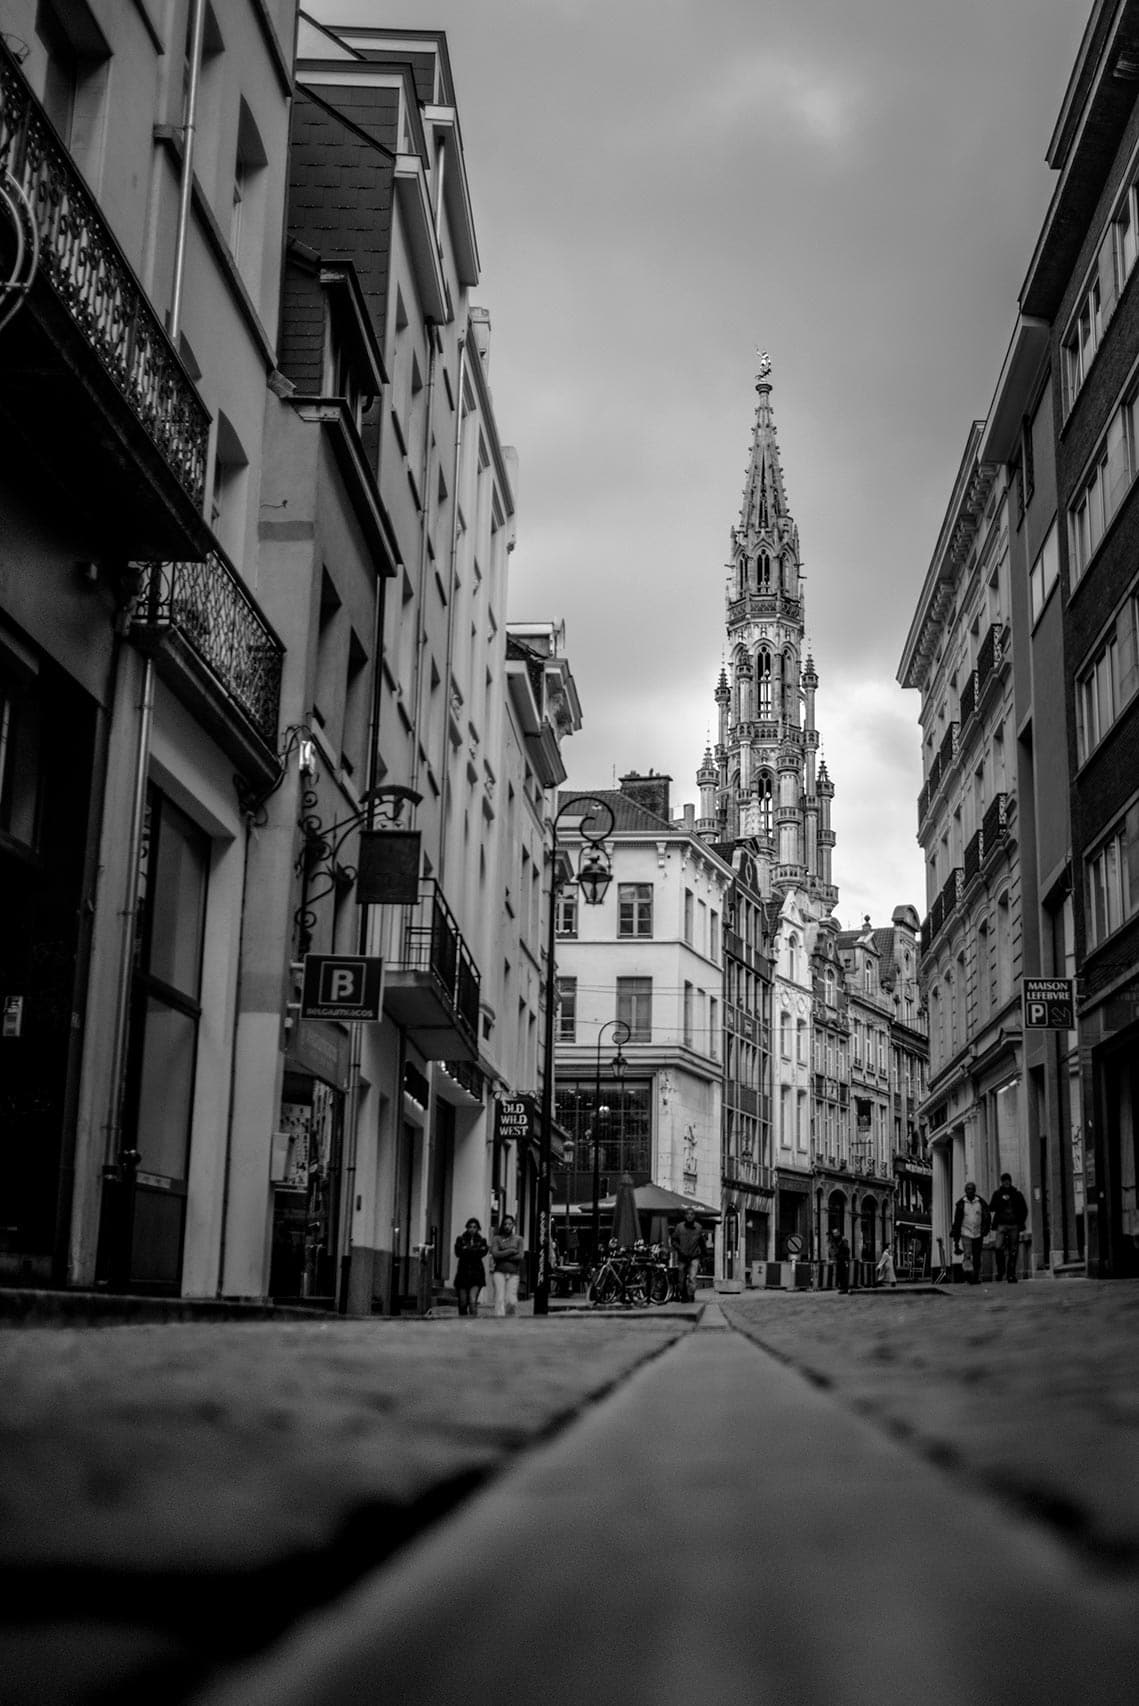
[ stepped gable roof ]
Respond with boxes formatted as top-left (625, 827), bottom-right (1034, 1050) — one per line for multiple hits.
top-left (555, 788), bottom-right (672, 833)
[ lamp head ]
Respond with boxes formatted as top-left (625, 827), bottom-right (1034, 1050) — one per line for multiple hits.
top-left (577, 847), bottom-right (613, 906)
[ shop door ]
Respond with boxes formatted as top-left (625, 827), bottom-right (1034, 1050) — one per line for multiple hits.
top-left (427, 1100), bottom-right (454, 1291)
top-left (0, 660), bottom-right (94, 1286)
top-left (1106, 1047), bottom-right (1139, 1276)
top-left (118, 790), bottom-right (209, 1291)
top-left (393, 1119), bottom-right (416, 1310)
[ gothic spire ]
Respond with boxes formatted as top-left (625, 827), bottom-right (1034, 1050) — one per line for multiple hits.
top-left (698, 353), bottom-right (837, 913)
top-left (733, 352), bottom-right (799, 560)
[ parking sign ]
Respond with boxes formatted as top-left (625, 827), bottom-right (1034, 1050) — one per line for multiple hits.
top-left (301, 955), bottom-right (383, 1020)
top-left (1022, 977), bottom-right (1075, 1029)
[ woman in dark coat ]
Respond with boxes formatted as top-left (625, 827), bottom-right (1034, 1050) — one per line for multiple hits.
top-left (453, 1217), bottom-right (489, 1317)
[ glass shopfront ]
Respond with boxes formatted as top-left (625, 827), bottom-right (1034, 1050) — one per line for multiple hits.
top-left (117, 788), bottom-right (209, 1290)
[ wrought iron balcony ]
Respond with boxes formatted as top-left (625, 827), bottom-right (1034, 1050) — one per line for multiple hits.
top-left (981, 792), bottom-right (1010, 862)
top-left (385, 879), bottom-right (482, 1062)
top-left (959, 670), bottom-right (977, 727)
top-left (939, 866), bottom-right (963, 920)
top-left (963, 828), bottom-right (982, 886)
top-left (130, 553), bottom-right (284, 760)
top-left (0, 38), bottom-right (210, 549)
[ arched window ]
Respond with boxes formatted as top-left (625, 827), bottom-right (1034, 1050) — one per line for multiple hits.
top-left (788, 932), bottom-right (799, 982)
top-left (783, 650), bottom-right (798, 724)
top-left (755, 772), bottom-right (773, 838)
top-left (756, 649), bottom-right (772, 717)
top-left (825, 968), bottom-right (836, 1008)
top-left (758, 553), bottom-right (771, 589)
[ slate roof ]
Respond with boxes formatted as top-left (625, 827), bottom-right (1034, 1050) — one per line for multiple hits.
top-left (555, 789), bottom-right (673, 834)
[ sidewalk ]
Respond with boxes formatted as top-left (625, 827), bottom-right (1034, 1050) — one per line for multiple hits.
top-left (2, 1280), bottom-right (1137, 1705)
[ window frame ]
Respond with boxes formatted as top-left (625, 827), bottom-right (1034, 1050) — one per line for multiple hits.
top-left (616, 976), bottom-right (653, 1044)
top-left (617, 882), bottom-right (653, 939)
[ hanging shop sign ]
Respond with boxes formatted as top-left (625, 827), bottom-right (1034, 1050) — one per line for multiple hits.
top-left (300, 954), bottom-right (383, 1021)
top-left (496, 1098), bottom-right (531, 1142)
top-left (356, 831), bottom-right (421, 904)
top-left (1022, 977), bottom-right (1075, 1030)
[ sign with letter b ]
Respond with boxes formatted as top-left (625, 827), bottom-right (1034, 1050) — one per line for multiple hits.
top-left (301, 954), bottom-right (383, 1021)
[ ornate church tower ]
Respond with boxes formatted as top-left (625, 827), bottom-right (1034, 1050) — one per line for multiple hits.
top-left (701, 355), bottom-right (838, 912)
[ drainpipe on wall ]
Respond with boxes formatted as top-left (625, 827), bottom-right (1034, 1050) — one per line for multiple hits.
top-left (435, 328), bottom-right (466, 891)
top-left (337, 549), bottom-right (392, 1314)
top-left (101, 0), bottom-right (206, 1284)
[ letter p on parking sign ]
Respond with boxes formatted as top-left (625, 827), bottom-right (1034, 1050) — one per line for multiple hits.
top-left (1022, 977), bottom-right (1075, 1030)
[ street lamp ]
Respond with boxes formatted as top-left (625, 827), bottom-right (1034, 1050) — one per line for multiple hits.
top-left (591, 1019), bottom-right (630, 1262)
top-left (535, 795), bottom-right (616, 1316)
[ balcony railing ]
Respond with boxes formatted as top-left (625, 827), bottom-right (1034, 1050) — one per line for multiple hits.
top-left (727, 591), bottom-right (803, 625)
top-left (963, 828), bottom-right (982, 886)
top-left (0, 37), bottom-right (210, 508)
top-left (959, 670), bottom-right (976, 727)
top-left (940, 866), bottom-right (963, 920)
top-left (981, 792), bottom-right (1010, 862)
top-left (976, 623), bottom-right (1008, 695)
top-left (392, 879), bottom-right (481, 1050)
top-left (131, 553), bottom-right (284, 748)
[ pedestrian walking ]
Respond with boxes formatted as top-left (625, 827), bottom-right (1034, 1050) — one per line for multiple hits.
top-left (951, 1181), bottom-right (991, 1285)
top-left (669, 1208), bottom-right (707, 1303)
top-left (876, 1243), bottom-right (897, 1287)
top-left (488, 1214), bottom-right (525, 1317)
top-left (991, 1172), bottom-right (1029, 1283)
top-left (832, 1231), bottom-right (852, 1294)
top-left (453, 1217), bottom-right (488, 1317)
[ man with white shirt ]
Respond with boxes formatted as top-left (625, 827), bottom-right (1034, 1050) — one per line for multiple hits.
top-left (951, 1181), bottom-right (991, 1285)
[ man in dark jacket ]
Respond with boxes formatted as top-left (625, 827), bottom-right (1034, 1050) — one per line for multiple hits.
top-left (670, 1209), bottom-right (706, 1302)
top-left (951, 1181), bottom-right (991, 1285)
top-left (991, 1173), bottom-right (1029, 1282)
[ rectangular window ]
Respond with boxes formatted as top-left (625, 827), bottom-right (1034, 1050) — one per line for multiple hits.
top-left (557, 976), bottom-right (577, 1042)
top-left (796, 1019), bottom-right (807, 1064)
top-left (1070, 397), bottom-right (1138, 584)
top-left (1064, 279), bottom-right (1101, 410)
top-left (555, 889), bottom-right (578, 937)
top-left (1085, 800), bottom-right (1139, 947)
top-left (1076, 597), bottom-right (1139, 762)
top-left (1028, 521), bottom-right (1059, 625)
top-left (710, 997), bottom-right (719, 1058)
top-left (683, 888), bottom-right (694, 944)
top-left (683, 981), bottom-right (693, 1047)
top-left (1116, 180), bottom-right (1139, 288)
top-left (618, 882), bottom-right (653, 938)
top-left (709, 910), bottom-right (720, 962)
top-left (616, 976), bottom-right (652, 1043)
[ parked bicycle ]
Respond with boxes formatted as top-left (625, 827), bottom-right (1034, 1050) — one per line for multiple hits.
top-left (587, 1240), bottom-right (673, 1307)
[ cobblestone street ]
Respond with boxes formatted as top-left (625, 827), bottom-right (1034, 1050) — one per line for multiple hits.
top-left (2, 1279), bottom-right (1138, 1705)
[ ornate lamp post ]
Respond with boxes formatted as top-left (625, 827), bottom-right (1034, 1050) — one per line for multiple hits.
top-left (535, 796), bottom-right (615, 1316)
top-left (591, 1019), bottom-right (630, 1262)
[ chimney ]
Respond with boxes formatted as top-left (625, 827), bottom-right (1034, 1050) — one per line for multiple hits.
top-left (618, 769), bottom-right (672, 823)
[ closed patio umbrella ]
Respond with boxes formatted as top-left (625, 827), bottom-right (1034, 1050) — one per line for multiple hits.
top-left (610, 1174), bottom-right (641, 1249)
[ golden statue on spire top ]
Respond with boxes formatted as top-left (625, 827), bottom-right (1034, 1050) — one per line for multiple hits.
top-left (755, 347), bottom-right (772, 382)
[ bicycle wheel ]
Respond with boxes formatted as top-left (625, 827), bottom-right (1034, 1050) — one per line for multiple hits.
top-left (624, 1263), bottom-right (650, 1307)
top-left (648, 1265), bottom-right (670, 1305)
top-left (588, 1264), bottom-right (621, 1307)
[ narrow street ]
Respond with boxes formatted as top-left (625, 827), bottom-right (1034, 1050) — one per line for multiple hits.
top-left (3, 1279), bottom-right (1138, 1705)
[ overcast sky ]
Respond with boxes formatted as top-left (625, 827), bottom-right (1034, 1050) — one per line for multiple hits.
top-left (317, 0), bottom-right (1089, 927)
